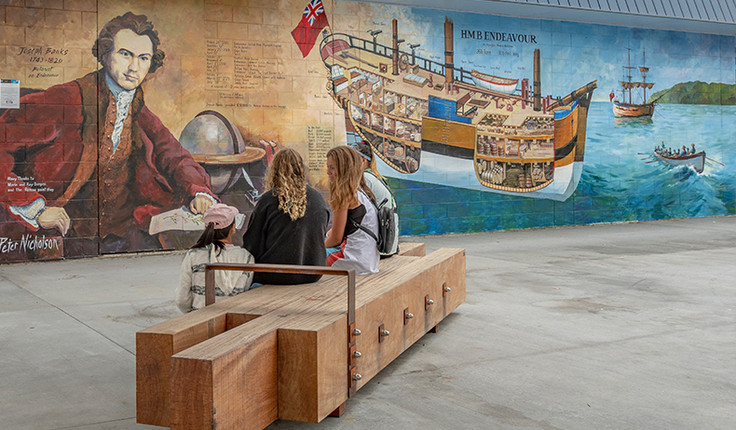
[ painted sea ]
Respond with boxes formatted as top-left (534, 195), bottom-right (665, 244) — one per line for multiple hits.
top-left (376, 102), bottom-right (736, 235)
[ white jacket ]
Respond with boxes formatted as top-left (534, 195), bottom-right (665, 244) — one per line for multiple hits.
top-left (332, 190), bottom-right (380, 275)
top-left (176, 244), bottom-right (254, 313)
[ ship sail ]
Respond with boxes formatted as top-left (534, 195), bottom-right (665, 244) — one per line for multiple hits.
top-left (613, 47), bottom-right (655, 118)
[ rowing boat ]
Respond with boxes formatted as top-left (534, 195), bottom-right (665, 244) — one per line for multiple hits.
top-left (654, 150), bottom-right (705, 173)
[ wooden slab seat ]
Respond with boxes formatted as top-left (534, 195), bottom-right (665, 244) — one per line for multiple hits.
top-left (136, 243), bottom-right (465, 429)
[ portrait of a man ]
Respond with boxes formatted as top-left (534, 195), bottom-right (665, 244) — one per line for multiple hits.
top-left (0, 12), bottom-right (216, 259)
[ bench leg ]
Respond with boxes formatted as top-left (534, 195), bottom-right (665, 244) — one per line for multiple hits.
top-left (329, 402), bottom-right (346, 417)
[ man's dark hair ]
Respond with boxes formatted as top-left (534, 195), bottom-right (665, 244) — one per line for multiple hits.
top-left (348, 140), bottom-right (373, 161)
top-left (92, 12), bottom-right (165, 73)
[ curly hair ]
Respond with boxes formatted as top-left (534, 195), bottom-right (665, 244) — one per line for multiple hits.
top-left (327, 146), bottom-right (374, 210)
top-left (266, 148), bottom-right (308, 221)
top-left (92, 12), bottom-right (165, 73)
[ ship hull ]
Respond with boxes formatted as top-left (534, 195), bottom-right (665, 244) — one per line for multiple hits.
top-left (373, 150), bottom-right (584, 202)
top-left (422, 117), bottom-right (476, 159)
top-left (613, 101), bottom-right (654, 117)
top-left (473, 92), bottom-right (592, 195)
top-left (343, 99), bottom-right (422, 174)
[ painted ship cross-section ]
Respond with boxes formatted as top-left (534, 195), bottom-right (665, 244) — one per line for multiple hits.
top-left (319, 16), bottom-right (597, 200)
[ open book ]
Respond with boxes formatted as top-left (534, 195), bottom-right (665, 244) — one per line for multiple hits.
top-left (149, 207), bottom-right (246, 235)
top-left (149, 207), bottom-right (205, 235)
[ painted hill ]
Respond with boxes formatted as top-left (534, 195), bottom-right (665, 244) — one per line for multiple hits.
top-left (651, 81), bottom-right (736, 105)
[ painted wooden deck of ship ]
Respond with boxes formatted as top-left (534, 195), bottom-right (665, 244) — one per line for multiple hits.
top-left (326, 45), bottom-right (556, 146)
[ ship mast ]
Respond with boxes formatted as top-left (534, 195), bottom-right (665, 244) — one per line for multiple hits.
top-left (639, 49), bottom-right (649, 103)
top-left (620, 47), bottom-right (653, 105)
top-left (392, 19), bottom-right (399, 76)
top-left (623, 47), bottom-right (634, 104)
top-left (533, 49), bottom-right (541, 111)
top-left (445, 18), bottom-right (454, 85)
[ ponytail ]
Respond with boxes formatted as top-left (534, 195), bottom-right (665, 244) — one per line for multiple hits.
top-left (192, 222), bottom-right (233, 255)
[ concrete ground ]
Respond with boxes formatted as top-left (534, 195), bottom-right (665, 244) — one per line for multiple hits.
top-left (1, 216), bottom-right (734, 430)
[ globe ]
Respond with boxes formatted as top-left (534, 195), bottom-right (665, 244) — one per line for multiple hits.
top-left (179, 110), bottom-right (265, 194)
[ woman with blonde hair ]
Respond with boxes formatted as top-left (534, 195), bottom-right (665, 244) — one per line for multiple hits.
top-left (242, 148), bottom-right (330, 284)
top-left (324, 145), bottom-right (379, 274)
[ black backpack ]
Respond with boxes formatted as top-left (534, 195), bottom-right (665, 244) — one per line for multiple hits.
top-left (351, 193), bottom-right (398, 257)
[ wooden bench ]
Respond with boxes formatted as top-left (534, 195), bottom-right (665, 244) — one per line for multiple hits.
top-left (136, 243), bottom-right (464, 429)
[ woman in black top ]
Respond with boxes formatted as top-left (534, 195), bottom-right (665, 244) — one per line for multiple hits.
top-left (242, 148), bottom-right (330, 284)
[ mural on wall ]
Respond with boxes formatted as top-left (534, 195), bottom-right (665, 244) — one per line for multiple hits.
top-left (0, 5), bottom-right (277, 263)
top-left (327, 2), bottom-right (735, 235)
top-left (612, 47), bottom-right (659, 119)
top-left (2, 12), bottom-right (238, 262)
top-left (319, 16), bottom-right (596, 201)
top-left (1, 0), bottom-right (735, 263)
top-left (612, 47), bottom-right (712, 174)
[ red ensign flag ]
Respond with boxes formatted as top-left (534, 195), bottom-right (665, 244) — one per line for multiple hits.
top-left (292, 0), bottom-right (330, 58)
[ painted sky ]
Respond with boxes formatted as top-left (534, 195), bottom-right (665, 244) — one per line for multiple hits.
top-left (353, 2), bottom-right (735, 101)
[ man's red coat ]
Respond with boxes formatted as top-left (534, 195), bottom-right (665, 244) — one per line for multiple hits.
top-left (0, 71), bottom-right (213, 233)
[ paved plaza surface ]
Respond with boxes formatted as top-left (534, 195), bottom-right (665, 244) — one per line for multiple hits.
top-left (1, 216), bottom-right (734, 430)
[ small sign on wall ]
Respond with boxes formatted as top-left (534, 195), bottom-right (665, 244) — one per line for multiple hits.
top-left (1, 79), bottom-right (20, 109)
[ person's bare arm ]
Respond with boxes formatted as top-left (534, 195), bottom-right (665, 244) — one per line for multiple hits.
top-left (325, 206), bottom-right (347, 248)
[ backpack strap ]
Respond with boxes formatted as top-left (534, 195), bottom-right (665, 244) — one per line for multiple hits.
top-left (351, 218), bottom-right (378, 243)
top-left (365, 169), bottom-right (396, 208)
top-left (351, 189), bottom-right (380, 243)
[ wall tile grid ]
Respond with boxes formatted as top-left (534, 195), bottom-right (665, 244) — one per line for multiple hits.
top-left (1, 0), bottom-right (734, 262)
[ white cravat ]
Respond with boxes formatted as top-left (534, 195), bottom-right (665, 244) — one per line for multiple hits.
top-left (105, 74), bottom-right (136, 153)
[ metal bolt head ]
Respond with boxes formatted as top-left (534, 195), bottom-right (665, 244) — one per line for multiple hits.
top-left (353, 328), bottom-right (362, 336)
top-left (353, 351), bottom-right (362, 358)
top-left (405, 312), bottom-right (414, 319)
top-left (444, 286), bottom-right (452, 293)
top-left (352, 373), bottom-right (362, 381)
top-left (381, 329), bottom-right (390, 337)
top-left (426, 298), bottom-right (435, 305)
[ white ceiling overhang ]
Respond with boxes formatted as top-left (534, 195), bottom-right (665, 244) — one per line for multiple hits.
top-left (362, 0), bottom-right (736, 35)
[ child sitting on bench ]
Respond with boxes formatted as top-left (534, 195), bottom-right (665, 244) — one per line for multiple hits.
top-left (176, 204), bottom-right (254, 312)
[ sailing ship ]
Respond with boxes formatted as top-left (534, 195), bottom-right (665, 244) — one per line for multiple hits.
top-left (613, 48), bottom-right (656, 118)
top-left (319, 17), bottom-right (597, 200)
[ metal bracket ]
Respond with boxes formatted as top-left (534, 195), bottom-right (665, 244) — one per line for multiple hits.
top-left (378, 323), bottom-right (389, 343)
top-left (442, 282), bottom-right (451, 297)
top-left (425, 294), bottom-right (434, 310)
top-left (404, 307), bottom-right (413, 325)
top-left (350, 367), bottom-right (361, 382)
top-left (349, 342), bottom-right (358, 366)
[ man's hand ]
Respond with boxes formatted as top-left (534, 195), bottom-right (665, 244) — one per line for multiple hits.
top-left (189, 194), bottom-right (214, 215)
top-left (37, 206), bottom-right (70, 236)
